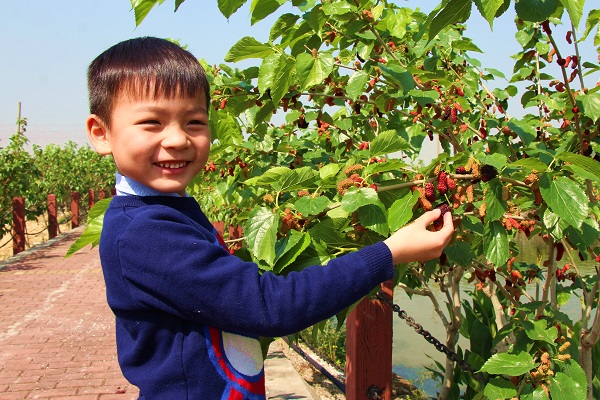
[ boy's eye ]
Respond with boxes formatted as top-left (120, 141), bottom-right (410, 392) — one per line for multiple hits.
top-left (140, 120), bottom-right (160, 125)
top-left (189, 120), bottom-right (205, 125)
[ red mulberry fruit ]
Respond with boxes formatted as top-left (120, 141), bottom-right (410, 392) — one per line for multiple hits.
top-left (425, 182), bottom-right (436, 202)
top-left (433, 203), bottom-right (451, 231)
top-left (481, 164), bottom-right (498, 182)
top-left (456, 166), bottom-right (467, 174)
top-left (437, 171), bottom-right (448, 195)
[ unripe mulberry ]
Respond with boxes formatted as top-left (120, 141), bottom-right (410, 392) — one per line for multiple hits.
top-left (465, 184), bottom-right (474, 203)
top-left (478, 203), bottom-right (487, 218)
top-left (471, 162), bottom-right (481, 179)
top-left (502, 185), bottom-right (510, 201)
top-left (344, 164), bottom-right (364, 175)
top-left (425, 182), bottom-right (436, 202)
top-left (524, 172), bottom-right (538, 185)
top-left (481, 164), bottom-right (498, 182)
top-left (413, 186), bottom-right (433, 211)
top-left (465, 157), bottom-right (475, 173)
top-left (437, 171), bottom-right (448, 194)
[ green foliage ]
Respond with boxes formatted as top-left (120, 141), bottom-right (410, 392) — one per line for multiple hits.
top-left (125, 1), bottom-right (600, 398)
top-left (0, 133), bottom-right (115, 239)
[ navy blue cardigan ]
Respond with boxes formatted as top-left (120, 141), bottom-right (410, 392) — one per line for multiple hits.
top-left (99, 195), bottom-right (394, 399)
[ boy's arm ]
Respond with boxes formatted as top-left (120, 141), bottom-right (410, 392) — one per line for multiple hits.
top-left (383, 209), bottom-right (454, 265)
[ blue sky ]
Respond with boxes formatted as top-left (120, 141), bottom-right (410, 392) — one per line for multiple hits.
top-left (0, 1), bottom-right (595, 148)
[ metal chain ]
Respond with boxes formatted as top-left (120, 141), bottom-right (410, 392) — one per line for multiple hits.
top-left (374, 291), bottom-right (487, 384)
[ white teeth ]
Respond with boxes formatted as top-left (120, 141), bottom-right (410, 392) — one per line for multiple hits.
top-left (157, 162), bottom-right (186, 169)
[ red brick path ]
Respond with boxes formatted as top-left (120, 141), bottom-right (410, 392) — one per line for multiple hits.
top-left (0, 228), bottom-right (139, 399)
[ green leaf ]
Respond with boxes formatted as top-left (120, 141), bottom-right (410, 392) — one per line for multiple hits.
top-left (346, 70), bottom-right (370, 101)
top-left (341, 187), bottom-right (380, 213)
top-left (274, 230), bottom-right (311, 273)
top-left (514, 0), bottom-right (560, 23)
top-left (210, 112), bottom-right (243, 145)
top-left (65, 199), bottom-right (111, 257)
top-left (539, 174), bottom-right (589, 229)
top-left (370, 130), bottom-right (410, 158)
top-left (379, 63), bottom-right (416, 94)
top-left (576, 92), bottom-right (600, 122)
top-left (131, 0), bottom-right (164, 26)
top-left (478, 352), bottom-right (536, 375)
top-left (308, 218), bottom-right (350, 248)
top-left (294, 196), bottom-right (330, 216)
top-left (484, 179), bottom-right (506, 223)
top-left (388, 191), bottom-right (419, 232)
top-left (268, 54), bottom-right (296, 106)
top-left (322, 0), bottom-right (356, 15)
top-left (279, 167), bottom-right (319, 192)
top-left (245, 207), bottom-right (278, 266)
top-left (319, 163), bottom-right (340, 180)
top-left (484, 378), bottom-right (517, 400)
top-left (358, 203), bottom-right (389, 236)
top-left (557, 152), bottom-right (600, 182)
top-left (558, 0), bottom-right (585, 28)
top-left (244, 166), bottom-right (290, 187)
top-left (250, 0), bottom-right (285, 25)
top-left (408, 89), bottom-right (440, 106)
top-left (269, 13), bottom-right (300, 42)
top-left (296, 52), bottom-right (335, 91)
top-left (429, 0), bottom-right (472, 41)
top-left (218, 0), bottom-right (247, 18)
top-left (582, 9), bottom-right (600, 42)
top-left (559, 360), bottom-right (587, 396)
top-left (520, 384), bottom-right (550, 400)
top-left (523, 319), bottom-right (559, 343)
top-left (445, 240), bottom-right (475, 267)
top-left (511, 158), bottom-right (548, 172)
top-left (549, 371), bottom-right (587, 400)
top-left (225, 37), bottom-right (275, 62)
top-left (484, 220), bottom-right (510, 267)
top-left (507, 119), bottom-right (537, 145)
top-left (474, 0), bottom-right (507, 27)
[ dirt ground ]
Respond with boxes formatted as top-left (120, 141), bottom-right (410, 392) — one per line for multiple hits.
top-left (278, 340), bottom-right (424, 399)
top-left (0, 216), bottom-right (72, 260)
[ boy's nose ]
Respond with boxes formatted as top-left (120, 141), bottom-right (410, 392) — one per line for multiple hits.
top-left (162, 126), bottom-right (189, 148)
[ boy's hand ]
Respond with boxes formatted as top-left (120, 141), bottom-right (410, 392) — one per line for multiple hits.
top-left (383, 208), bottom-right (454, 265)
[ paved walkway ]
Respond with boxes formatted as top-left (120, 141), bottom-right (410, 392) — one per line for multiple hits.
top-left (0, 228), bottom-right (317, 399)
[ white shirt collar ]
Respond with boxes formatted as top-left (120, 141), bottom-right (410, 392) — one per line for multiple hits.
top-left (114, 172), bottom-right (186, 197)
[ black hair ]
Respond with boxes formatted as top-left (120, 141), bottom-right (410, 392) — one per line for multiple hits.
top-left (88, 37), bottom-right (210, 127)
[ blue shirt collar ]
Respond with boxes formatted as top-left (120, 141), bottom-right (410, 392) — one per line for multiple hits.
top-left (114, 172), bottom-right (187, 197)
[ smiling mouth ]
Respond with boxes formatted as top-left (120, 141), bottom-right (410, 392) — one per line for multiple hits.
top-left (156, 161), bottom-right (188, 169)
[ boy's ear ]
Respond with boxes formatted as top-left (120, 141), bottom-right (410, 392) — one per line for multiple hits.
top-left (86, 114), bottom-right (112, 155)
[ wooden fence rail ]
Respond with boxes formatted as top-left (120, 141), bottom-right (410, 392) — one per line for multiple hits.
top-left (10, 195), bottom-right (393, 397)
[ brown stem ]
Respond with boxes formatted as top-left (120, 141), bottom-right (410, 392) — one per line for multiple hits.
top-left (580, 269), bottom-right (600, 400)
top-left (537, 241), bottom-right (556, 318)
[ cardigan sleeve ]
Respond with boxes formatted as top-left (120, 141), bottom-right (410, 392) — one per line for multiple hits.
top-left (113, 206), bottom-right (394, 337)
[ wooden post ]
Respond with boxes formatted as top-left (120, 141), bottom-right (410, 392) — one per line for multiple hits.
top-left (212, 221), bottom-right (225, 238)
top-left (345, 280), bottom-right (393, 400)
top-left (47, 194), bottom-right (58, 239)
top-left (70, 192), bottom-right (80, 228)
top-left (88, 190), bottom-right (95, 209)
top-left (12, 197), bottom-right (25, 255)
top-left (228, 225), bottom-right (243, 251)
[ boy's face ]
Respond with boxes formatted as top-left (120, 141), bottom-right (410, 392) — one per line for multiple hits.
top-left (87, 91), bottom-right (210, 196)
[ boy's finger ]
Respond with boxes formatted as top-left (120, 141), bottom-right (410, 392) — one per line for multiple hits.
top-left (439, 211), bottom-right (455, 234)
top-left (418, 209), bottom-right (441, 226)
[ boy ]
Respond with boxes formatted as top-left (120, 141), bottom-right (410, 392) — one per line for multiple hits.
top-left (86, 37), bottom-right (454, 399)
